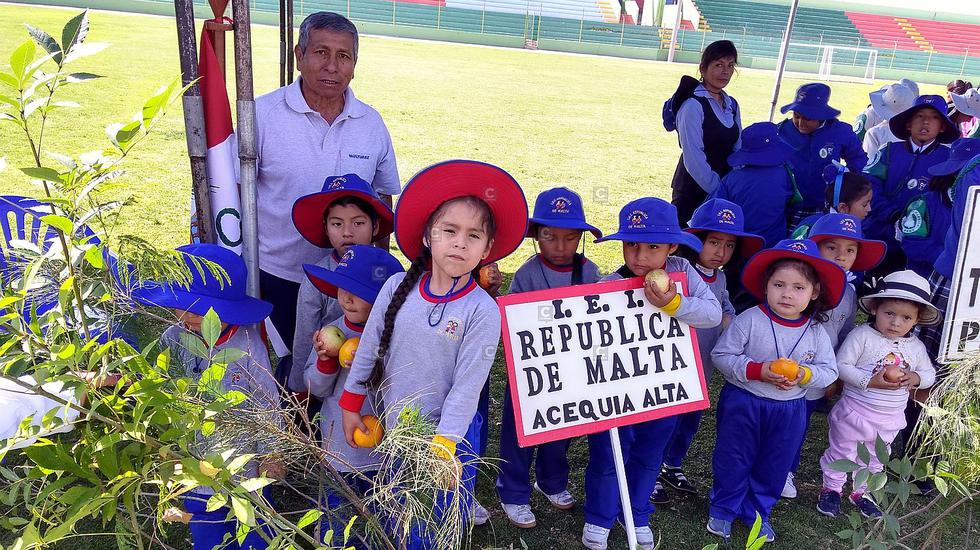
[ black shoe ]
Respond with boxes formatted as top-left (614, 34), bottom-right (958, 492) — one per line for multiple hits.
top-left (650, 481), bottom-right (671, 505)
top-left (816, 489), bottom-right (841, 518)
top-left (659, 466), bottom-right (697, 494)
top-left (914, 479), bottom-right (938, 497)
top-left (849, 493), bottom-right (883, 518)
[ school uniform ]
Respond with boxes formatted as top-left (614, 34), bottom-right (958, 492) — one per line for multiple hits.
top-left (289, 249), bottom-right (343, 392)
top-left (710, 304), bottom-right (838, 524)
top-left (898, 190), bottom-right (953, 279)
top-left (583, 256), bottom-right (721, 529)
top-left (497, 254), bottom-right (601, 506)
top-left (853, 104), bottom-right (883, 143)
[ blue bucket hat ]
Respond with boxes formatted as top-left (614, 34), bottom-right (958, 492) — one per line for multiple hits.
top-left (291, 174), bottom-right (395, 248)
top-left (889, 95), bottom-right (959, 144)
top-left (780, 83), bottom-right (841, 121)
top-left (303, 245), bottom-right (405, 305)
top-left (741, 238), bottom-right (847, 308)
top-left (728, 122), bottom-right (794, 168)
top-left (928, 138), bottom-right (980, 176)
top-left (685, 198), bottom-right (765, 257)
top-left (806, 213), bottom-right (886, 272)
top-left (132, 243), bottom-right (273, 325)
top-left (596, 197), bottom-right (702, 252)
top-left (527, 186), bottom-right (602, 239)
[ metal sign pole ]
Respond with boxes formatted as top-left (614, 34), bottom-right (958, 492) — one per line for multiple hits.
top-left (768, 0), bottom-right (800, 121)
top-left (609, 427), bottom-right (639, 550)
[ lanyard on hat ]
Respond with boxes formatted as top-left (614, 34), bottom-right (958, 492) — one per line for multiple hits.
top-left (428, 276), bottom-right (463, 327)
top-left (767, 311), bottom-right (809, 360)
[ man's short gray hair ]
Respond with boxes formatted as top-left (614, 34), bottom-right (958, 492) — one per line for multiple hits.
top-left (298, 12), bottom-right (359, 61)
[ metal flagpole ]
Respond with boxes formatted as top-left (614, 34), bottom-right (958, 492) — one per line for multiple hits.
top-left (231, 0), bottom-right (260, 298)
top-left (667, 0), bottom-right (682, 63)
top-left (174, 0), bottom-right (213, 244)
top-left (609, 427), bottom-right (639, 550)
top-left (768, 0), bottom-right (800, 121)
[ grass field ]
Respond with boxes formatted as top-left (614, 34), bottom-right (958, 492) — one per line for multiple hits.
top-left (0, 3), bottom-right (975, 549)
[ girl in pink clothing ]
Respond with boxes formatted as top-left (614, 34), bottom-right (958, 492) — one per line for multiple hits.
top-left (817, 270), bottom-right (939, 520)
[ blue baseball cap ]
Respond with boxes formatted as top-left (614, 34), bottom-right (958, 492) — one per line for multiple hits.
top-left (527, 187), bottom-right (602, 239)
top-left (685, 198), bottom-right (765, 257)
top-left (728, 122), bottom-right (794, 168)
top-left (780, 83), bottom-right (841, 121)
top-left (928, 138), bottom-right (980, 176)
top-left (596, 197), bottom-right (702, 252)
top-left (741, 238), bottom-right (846, 308)
top-left (132, 244), bottom-right (273, 325)
top-left (291, 174), bottom-right (395, 248)
top-left (806, 213), bottom-right (885, 272)
top-left (889, 95), bottom-right (959, 144)
top-left (303, 245), bottom-right (404, 305)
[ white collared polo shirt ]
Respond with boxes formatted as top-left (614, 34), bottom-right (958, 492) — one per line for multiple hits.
top-left (255, 79), bottom-right (400, 282)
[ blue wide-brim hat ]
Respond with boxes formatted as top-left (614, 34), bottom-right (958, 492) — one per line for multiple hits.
top-left (928, 138), bottom-right (980, 176)
top-left (685, 198), bottom-right (765, 257)
top-left (780, 82), bottom-right (841, 121)
top-left (741, 238), bottom-right (846, 308)
top-left (806, 213), bottom-right (886, 272)
top-left (596, 197), bottom-right (702, 252)
top-left (291, 174), bottom-right (395, 248)
top-left (728, 122), bottom-right (795, 168)
top-left (527, 186), bottom-right (602, 239)
top-left (132, 244), bottom-right (272, 325)
top-left (889, 95), bottom-right (960, 144)
top-left (303, 245), bottom-right (405, 304)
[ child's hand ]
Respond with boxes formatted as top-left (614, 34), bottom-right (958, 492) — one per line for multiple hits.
top-left (312, 330), bottom-right (331, 361)
top-left (643, 277), bottom-right (677, 309)
top-left (760, 361), bottom-right (798, 390)
top-left (162, 506), bottom-right (192, 524)
top-left (900, 371), bottom-right (922, 389)
top-left (482, 263), bottom-right (503, 296)
top-left (867, 369), bottom-right (902, 390)
top-left (342, 409), bottom-right (368, 448)
top-left (259, 456), bottom-right (286, 480)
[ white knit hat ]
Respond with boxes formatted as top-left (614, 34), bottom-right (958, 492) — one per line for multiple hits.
top-left (858, 270), bottom-right (941, 326)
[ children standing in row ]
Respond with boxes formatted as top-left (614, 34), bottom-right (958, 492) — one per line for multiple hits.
top-left (496, 187), bottom-right (602, 528)
top-left (709, 239), bottom-right (843, 542)
top-left (582, 198), bottom-right (722, 550)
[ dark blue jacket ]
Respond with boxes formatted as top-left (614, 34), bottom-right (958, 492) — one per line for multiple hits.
top-left (778, 119), bottom-right (867, 211)
top-left (898, 190), bottom-right (953, 279)
top-left (711, 163), bottom-right (794, 247)
top-left (862, 140), bottom-right (951, 245)
top-left (935, 157), bottom-right (980, 277)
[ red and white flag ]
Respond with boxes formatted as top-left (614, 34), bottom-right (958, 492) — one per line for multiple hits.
top-left (191, 26), bottom-right (242, 254)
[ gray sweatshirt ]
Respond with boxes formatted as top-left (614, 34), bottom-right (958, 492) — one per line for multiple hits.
top-left (161, 324), bottom-right (280, 492)
top-left (691, 263), bottom-right (736, 380)
top-left (805, 283), bottom-right (856, 399)
top-left (509, 254), bottom-right (602, 293)
top-left (342, 272), bottom-right (501, 442)
top-left (601, 256), bottom-right (723, 330)
top-left (289, 249), bottom-right (343, 392)
top-left (712, 305), bottom-right (838, 401)
top-left (304, 316), bottom-right (380, 472)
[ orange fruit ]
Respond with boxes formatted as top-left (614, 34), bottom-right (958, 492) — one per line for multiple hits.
top-left (770, 357), bottom-right (800, 379)
top-left (339, 336), bottom-right (359, 367)
top-left (883, 365), bottom-right (904, 383)
top-left (477, 265), bottom-right (494, 289)
top-left (353, 415), bottom-right (384, 448)
top-left (645, 269), bottom-right (671, 292)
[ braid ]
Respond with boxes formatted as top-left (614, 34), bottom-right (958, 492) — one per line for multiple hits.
top-left (364, 248), bottom-right (430, 389)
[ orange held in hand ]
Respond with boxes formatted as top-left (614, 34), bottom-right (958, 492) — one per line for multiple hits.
top-left (320, 325), bottom-right (347, 357)
top-left (353, 415), bottom-right (384, 448)
top-left (645, 269), bottom-right (671, 292)
top-left (770, 357), bottom-right (800, 379)
top-left (477, 265), bottom-right (494, 289)
top-left (339, 336), bottom-right (360, 367)
top-left (883, 365), bottom-right (904, 383)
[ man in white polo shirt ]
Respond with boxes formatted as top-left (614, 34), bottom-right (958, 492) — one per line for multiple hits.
top-left (255, 11), bottom-right (400, 381)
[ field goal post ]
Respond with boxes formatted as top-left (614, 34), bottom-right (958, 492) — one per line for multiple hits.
top-left (789, 42), bottom-right (879, 83)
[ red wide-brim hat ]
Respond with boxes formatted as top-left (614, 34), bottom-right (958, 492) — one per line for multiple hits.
top-left (394, 160), bottom-right (528, 265)
top-left (741, 239), bottom-right (847, 308)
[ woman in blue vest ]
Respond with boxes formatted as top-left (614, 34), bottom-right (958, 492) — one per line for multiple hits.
top-left (668, 40), bottom-right (742, 225)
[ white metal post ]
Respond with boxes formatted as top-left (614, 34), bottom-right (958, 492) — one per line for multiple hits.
top-left (667, 0), bottom-right (682, 62)
top-left (767, 0), bottom-right (800, 122)
top-left (609, 427), bottom-right (639, 550)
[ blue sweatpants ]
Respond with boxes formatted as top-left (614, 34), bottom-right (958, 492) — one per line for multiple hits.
top-left (663, 365), bottom-right (714, 468)
top-left (401, 413), bottom-right (483, 550)
top-left (183, 488), bottom-right (275, 550)
top-left (583, 416), bottom-right (678, 529)
top-left (709, 384), bottom-right (806, 524)
top-left (496, 381), bottom-right (571, 505)
top-left (322, 471), bottom-right (376, 547)
top-left (789, 397), bottom-right (821, 473)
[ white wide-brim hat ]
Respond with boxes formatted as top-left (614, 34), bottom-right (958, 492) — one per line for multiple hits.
top-left (858, 270), bottom-right (941, 326)
top-left (870, 83), bottom-right (917, 121)
top-left (951, 88), bottom-right (980, 118)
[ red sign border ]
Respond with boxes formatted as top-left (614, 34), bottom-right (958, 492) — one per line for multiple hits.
top-left (497, 272), bottom-right (711, 447)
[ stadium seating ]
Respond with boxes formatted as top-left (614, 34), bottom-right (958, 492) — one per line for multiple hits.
top-left (844, 12), bottom-right (929, 52)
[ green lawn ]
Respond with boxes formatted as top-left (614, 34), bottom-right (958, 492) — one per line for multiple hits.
top-left (0, 3), bottom-right (975, 549)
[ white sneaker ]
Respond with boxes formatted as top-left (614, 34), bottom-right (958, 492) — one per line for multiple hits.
top-left (472, 499), bottom-right (489, 525)
top-left (534, 482), bottom-right (576, 510)
top-left (581, 523), bottom-right (610, 550)
top-left (781, 472), bottom-right (798, 499)
top-left (635, 525), bottom-right (656, 550)
top-left (501, 502), bottom-right (537, 528)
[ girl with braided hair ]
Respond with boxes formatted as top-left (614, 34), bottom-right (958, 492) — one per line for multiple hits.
top-left (338, 161), bottom-right (528, 548)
